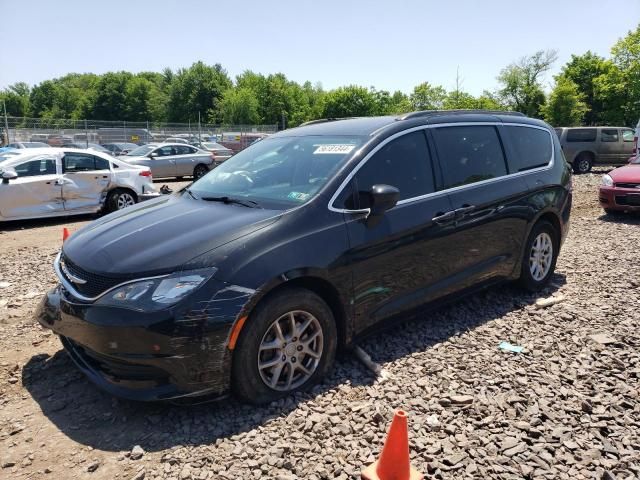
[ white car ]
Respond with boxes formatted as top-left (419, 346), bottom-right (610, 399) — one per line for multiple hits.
top-left (634, 117), bottom-right (640, 160)
top-left (0, 148), bottom-right (159, 222)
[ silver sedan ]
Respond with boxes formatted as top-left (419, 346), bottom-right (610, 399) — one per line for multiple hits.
top-left (123, 143), bottom-right (215, 179)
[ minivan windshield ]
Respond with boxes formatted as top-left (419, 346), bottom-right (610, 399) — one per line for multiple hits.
top-left (189, 135), bottom-right (365, 209)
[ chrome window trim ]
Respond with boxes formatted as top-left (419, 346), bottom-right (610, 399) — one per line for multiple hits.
top-left (54, 251), bottom-right (168, 302)
top-left (328, 122), bottom-right (555, 213)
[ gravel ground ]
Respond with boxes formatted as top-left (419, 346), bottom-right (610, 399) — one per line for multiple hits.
top-left (1, 171), bottom-right (639, 480)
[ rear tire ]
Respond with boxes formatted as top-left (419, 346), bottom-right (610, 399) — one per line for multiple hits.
top-left (518, 220), bottom-right (559, 292)
top-left (193, 164), bottom-right (209, 180)
top-left (573, 153), bottom-right (593, 174)
top-left (106, 189), bottom-right (137, 213)
top-left (232, 288), bottom-right (337, 405)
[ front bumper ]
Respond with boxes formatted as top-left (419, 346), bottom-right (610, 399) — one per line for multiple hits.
top-left (35, 281), bottom-right (250, 401)
top-left (599, 186), bottom-right (640, 212)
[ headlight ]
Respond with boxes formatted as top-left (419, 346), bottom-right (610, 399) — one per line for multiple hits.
top-left (601, 174), bottom-right (614, 187)
top-left (95, 268), bottom-right (215, 311)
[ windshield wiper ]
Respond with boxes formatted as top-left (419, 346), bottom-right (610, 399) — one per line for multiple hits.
top-left (201, 196), bottom-right (261, 208)
top-left (184, 187), bottom-right (198, 200)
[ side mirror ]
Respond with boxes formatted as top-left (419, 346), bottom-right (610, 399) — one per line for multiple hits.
top-left (149, 152), bottom-right (158, 158)
top-left (1, 169), bottom-right (18, 184)
top-left (369, 184), bottom-right (399, 217)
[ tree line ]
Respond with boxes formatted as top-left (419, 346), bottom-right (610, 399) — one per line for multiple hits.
top-left (2, 25), bottom-right (639, 128)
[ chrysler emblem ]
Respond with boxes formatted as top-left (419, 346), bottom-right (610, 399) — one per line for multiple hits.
top-left (60, 260), bottom-right (87, 285)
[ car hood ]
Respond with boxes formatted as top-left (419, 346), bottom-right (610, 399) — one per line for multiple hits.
top-left (62, 194), bottom-right (281, 276)
top-left (609, 164), bottom-right (640, 183)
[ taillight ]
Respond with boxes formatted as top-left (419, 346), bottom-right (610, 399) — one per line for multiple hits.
top-left (210, 152), bottom-right (216, 161)
top-left (139, 170), bottom-right (152, 177)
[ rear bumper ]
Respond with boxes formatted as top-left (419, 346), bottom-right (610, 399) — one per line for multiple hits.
top-left (599, 186), bottom-right (640, 211)
top-left (35, 284), bottom-right (240, 401)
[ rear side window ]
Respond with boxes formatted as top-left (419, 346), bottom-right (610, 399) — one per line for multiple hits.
top-left (566, 128), bottom-right (596, 142)
top-left (601, 129), bottom-right (619, 142)
top-left (64, 153), bottom-right (97, 172)
top-left (352, 131), bottom-right (434, 208)
top-left (432, 126), bottom-right (507, 188)
top-left (505, 126), bottom-right (552, 172)
top-left (94, 157), bottom-right (111, 170)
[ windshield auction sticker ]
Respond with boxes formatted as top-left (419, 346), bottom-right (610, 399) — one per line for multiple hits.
top-left (313, 144), bottom-right (356, 155)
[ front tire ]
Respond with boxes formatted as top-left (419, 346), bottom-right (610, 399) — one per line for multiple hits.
top-left (232, 288), bottom-right (337, 405)
top-left (518, 220), bottom-right (559, 292)
top-left (106, 189), bottom-right (137, 213)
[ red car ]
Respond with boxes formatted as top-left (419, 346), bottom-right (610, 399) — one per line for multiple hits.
top-left (599, 155), bottom-right (640, 213)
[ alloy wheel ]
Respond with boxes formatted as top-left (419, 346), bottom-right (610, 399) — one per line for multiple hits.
top-left (257, 310), bottom-right (323, 391)
top-left (117, 193), bottom-right (136, 209)
top-left (529, 232), bottom-right (553, 281)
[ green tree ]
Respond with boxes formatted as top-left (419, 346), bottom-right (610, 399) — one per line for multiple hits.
top-left (125, 76), bottom-right (167, 122)
top-left (560, 51), bottom-right (611, 125)
top-left (542, 77), bottom-right (588, 126)
top-left (497, 50), bottom-right (557, 117)
top-left (0, 83), bottom-right (30, 117)
top-left (322, 86), bottom-right (377, 118)
top-left (168, 62), bottom-right (232, 123)
top-left (219, 87), bottom-right (260, 124)
top-left (91, 72), bottom-right (133, 120)
top-left (409, 82), bottom-right (446, 110)
top-left (609, 24), bottom-right (640, 125)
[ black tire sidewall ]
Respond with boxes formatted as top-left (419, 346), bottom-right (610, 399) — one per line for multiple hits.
top-left (194, 165), bottom-right (208, 179)
top-left (519, 221), bottom-right (559, 291)
top-left (231, 288), bottom-right (337, 405)
top-left (107, 189), bottom-right (135, 213)
top-left (573, 155), bottom-right (592, 174)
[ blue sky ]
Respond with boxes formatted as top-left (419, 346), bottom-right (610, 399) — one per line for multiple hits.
top-left (0, 0), bottom-right (638, 95)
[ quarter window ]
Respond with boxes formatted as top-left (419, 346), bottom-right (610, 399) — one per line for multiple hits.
top-left (351, 131), bottom-right (434, 208)
top-left (432, 126), bottom-right (507, 189)
top-left (14, 158), bottom-right (57, 177)
top-left (566, 128), bottom-right (596, 142)
top-left (94, 157), bottom-right (111, 170)
top-left (505, 126), bottom-right (552, 172)
top-left (601, 129), bottom-right (619, 142)
top-left (622, 130), bottom-right (634, 142)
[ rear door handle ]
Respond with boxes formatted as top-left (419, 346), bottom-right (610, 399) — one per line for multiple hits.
top-left (454, 205), bottom-right (476, 216)
top-left (432, 211), bottom-right (456, 224)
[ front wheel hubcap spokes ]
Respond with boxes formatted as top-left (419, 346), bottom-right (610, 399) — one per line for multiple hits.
top-left (258, 310), bottom-right (323, 391)
top-left (529, 232), bottom-right (553, 281)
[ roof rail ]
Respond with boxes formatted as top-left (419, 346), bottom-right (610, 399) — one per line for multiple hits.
top-left (298, 117), bottom-right (358, 127)
top-left (397, 110), bottom-right (526, 120)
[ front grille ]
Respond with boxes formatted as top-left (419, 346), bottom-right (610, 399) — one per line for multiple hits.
top-left (615, 182), bottom-right (640, 189)
top-left (60, 254), bottom-right (130, 298)
top-left (615, 196), bottom-right (629, 205)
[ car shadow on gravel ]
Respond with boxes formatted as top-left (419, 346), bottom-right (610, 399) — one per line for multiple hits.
top-left (21, 274), bottom-right (565, 454)
top-left (0, 214), bottom-right (97, 232)
top-left (598, 212), bottom-right (640, 224)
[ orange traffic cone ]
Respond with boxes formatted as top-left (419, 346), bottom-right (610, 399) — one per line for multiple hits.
top-left (62, 228), bottom-right (70, 242)
top-left (361, 410), bottom-right (423, 480)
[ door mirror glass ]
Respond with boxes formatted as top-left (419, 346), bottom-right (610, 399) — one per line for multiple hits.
top-left (1, 169), bottom-right (18, 183)
top-left (369, 184), bottom-right (399, 216)
top-left (149, 152), bottom-right (158, 158)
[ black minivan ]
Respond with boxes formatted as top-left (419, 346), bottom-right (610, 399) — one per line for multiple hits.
top-left (37, 111), bottom-right (572, 404)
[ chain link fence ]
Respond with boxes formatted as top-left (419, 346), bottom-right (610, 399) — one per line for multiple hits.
top-left (1, 116), bottom-right (278, 151)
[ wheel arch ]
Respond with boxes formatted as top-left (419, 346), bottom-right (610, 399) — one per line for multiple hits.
top-left (237, 273), bottom-right (351, 351)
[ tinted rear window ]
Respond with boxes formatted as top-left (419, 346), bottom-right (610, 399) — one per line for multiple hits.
top-left (432, 125), bottom-right (507, 188)
top-left (505, 126), bottom-right (552, 172)
top-left (566, 128), bottom-right (596, 142)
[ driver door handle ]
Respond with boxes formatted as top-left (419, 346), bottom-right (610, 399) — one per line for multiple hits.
top-left (432, 210), bottom-right (456, 224)
top-left (454, 205), bottom-right (476, 216)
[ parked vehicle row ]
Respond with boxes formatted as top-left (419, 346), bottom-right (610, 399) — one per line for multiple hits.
top-left (0, 148), bottom-right (158, 222)
top-left (36, 110), bottom-right (572, 404)
top-left (555, 126), bottom-right (636, 173)
top-left (123, 143), bottom-right (216, 179)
